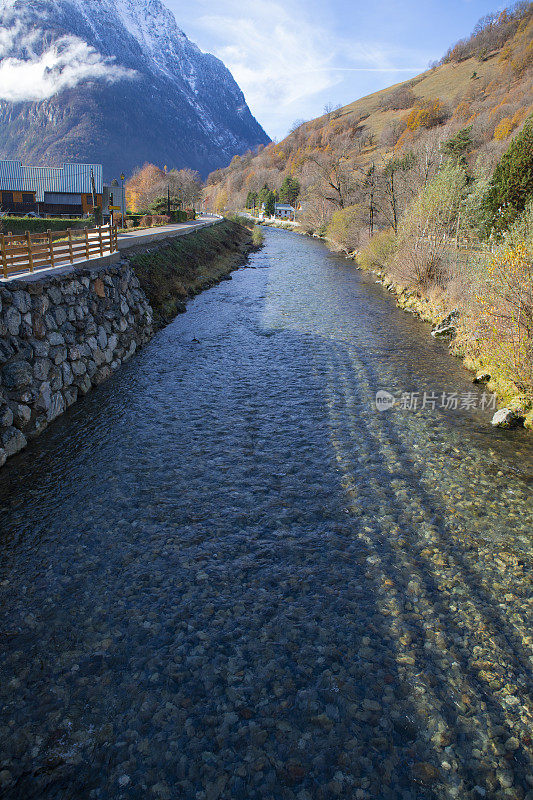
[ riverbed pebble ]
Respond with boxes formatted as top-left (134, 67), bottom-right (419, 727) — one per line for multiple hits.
top-left (0, 231), bottom-right (531, 800)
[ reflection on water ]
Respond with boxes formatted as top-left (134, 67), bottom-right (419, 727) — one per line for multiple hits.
top-left (0, 228), bottom-right (531, 800)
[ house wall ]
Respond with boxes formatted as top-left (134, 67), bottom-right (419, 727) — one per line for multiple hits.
top-left (1, 191), bottom-right (37, 214)
top-left (81, 194), bottom-right (103, 215)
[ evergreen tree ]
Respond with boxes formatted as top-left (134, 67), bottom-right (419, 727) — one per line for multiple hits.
top-left (484, 116), bottom-right (533, 233)
top-left (264, 191), bottom-right (276, 217)
top-left (279, 176), bottom-right (300, 205)
top-left (258, 184), bottom-right (270, 208)
top-left (443, 126), bottom-right (473, 165)
top-left (245, 191), bottom-right (258, 210)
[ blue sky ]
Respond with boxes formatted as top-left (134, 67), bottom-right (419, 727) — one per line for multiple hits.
top-left (170, 0), bottom-right (504, 140)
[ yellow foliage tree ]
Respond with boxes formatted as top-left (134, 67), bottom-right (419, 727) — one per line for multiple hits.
top-left (394, 127), bottom-right (412, 152)
top-left (474, 242), bottom-right (533, 391)
top-left (214, 188), bottom-right (228, 214)
top-left (326, 205), bottom-right (366, 252)
top-left (511, 107), bottom-right (528, 127)
top-left (452, 101), bottom-right (471, 122)
top-left (126, 163), bottom-right (165, 212)
top-left (494, 117), bottom-right (514, 140)
top-left (500, 15), bottom-right (533, 75)
top-left (405, 98), bottom-right (446, 131)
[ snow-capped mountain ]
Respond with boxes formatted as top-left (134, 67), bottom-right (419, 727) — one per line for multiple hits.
top-left (0, 0), bottom-right (270, 178)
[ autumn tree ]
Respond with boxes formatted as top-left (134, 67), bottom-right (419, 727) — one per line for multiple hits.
top-left (326, 205), bottom-right (366, 251)
top-left (363, 163), bottom-right (377, 235)
top-left (126, 163), bottom-right (165, 212)
top-left (393, 162), bottom-right (467, 287)
top-left (379, 153), bottom-right (416, 233)
top-left (305, 146), bottom-right (359, 209)
top-left (379, 86), bottom-right (415, 111)
top-left (126, 164), bottom-right (201, 213)
top-left (214, 188), bottom-right (228, 214)
top-left (493, 117), bottom-right (514, 140)
top-left (405, 98), bottom-right (448, 131)
top-left (167, 169), bottom-right (202, 208)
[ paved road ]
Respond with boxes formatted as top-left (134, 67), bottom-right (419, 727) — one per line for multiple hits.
top-left (116, 215), bottom-right (221, 251)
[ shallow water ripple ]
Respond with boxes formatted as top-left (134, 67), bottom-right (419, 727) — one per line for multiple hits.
top-left (0, 229), bottom-right (532, 800)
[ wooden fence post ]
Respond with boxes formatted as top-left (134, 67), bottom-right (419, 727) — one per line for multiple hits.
top-left (68, 229), bottom-right (74, 263)
top-left (48, 230), bottom-right (55, 269)
top-left (98, 226), bottom-right (103, 257)
top-left (0, 234), bottom-right (7, 279)
top-left (26, 231), bottom-right (34, 273)
top-left (85, 228), bottom-right (90, 260)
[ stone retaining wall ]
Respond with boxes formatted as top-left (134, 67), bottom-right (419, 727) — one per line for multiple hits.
top-left (0, 262), bottom-right (153, 467)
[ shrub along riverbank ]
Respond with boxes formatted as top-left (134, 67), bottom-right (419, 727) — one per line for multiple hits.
top-left (324, 118), bottom-right (533, 429)
top-left (128, 218), bottom-right (260, 327)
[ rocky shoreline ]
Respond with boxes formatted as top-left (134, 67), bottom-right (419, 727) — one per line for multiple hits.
top-left (318, 232), bottom-right (532, 431)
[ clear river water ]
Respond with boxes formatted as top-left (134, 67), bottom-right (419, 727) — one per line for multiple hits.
top-left (0, 228), bottom-right (532, 800)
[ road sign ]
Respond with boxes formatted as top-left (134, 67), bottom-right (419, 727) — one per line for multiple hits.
top-left (109, 205), bottom-right (121, 211)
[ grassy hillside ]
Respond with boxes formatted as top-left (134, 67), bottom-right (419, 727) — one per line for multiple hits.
top-left (309, 56), bottom-right (501, 148)
top-left (205, 5), bottom-right (532, 215)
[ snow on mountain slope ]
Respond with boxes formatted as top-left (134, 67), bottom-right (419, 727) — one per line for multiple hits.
top-left (0, 0), bottom-right (270, 178)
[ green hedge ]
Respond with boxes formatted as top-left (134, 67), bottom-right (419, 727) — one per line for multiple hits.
top-left (0, 217), bottom-right (90, 235)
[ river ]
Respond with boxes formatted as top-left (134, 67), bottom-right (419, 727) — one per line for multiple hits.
top-left (0, 228), bottom-right (532, 800)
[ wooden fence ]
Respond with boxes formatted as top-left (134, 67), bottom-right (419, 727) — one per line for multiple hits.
top-left (0, 224), bottom-right (118, 279)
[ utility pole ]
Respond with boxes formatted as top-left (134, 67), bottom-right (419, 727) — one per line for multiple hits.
top-left (90, 169), bottom-right (96, 212)
top-left (120, 173), bottom-right (126, 230)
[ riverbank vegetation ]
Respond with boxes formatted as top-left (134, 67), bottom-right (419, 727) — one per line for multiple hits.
top-left (128, 219), bottom-right (258, 326)
top-left (252, 226), bottom-right (264, 247)
top-left (351, 115), bottom-right (533, 425)
top-left (204, 2), bottom-right (533, 423)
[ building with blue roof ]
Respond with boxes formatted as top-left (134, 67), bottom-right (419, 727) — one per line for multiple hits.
top-left (0, 161), bottom-right (103, 217)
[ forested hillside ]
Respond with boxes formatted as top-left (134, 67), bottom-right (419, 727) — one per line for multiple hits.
top-left (205, 2), bottom-right (533, 425)
top-left (205, 3), bottom-right (531, 221)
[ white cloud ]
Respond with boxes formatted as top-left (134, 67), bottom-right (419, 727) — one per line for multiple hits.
top-left (0, 22), bottom-right (136, 102)
top-left (189, 0), bottom-right (428, 138)
top-left (198, 3), bottom-right (341, 111)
